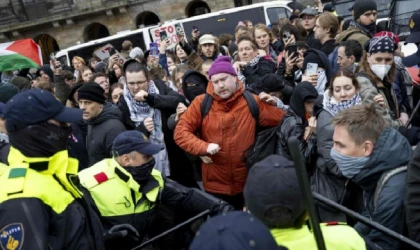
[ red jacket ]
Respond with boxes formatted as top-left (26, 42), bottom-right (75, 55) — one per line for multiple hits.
top-left (174, 81), bottom-right (284, 195)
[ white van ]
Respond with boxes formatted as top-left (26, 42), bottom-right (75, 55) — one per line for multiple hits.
top-left (56, 0), bottom-right (300, 66)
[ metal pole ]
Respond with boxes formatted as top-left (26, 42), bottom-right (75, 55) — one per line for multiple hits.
top-left (132, 209), bottom-right (210, 250)
top-left (406, 98), bottom-right (420, 128)
top-left (313, 192), bottom-right (420, 250)
top-left (288, 137), bottom-right (327, 250)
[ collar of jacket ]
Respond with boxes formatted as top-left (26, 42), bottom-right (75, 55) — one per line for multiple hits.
top-left (107, 158), bottom-right (162, 200)
top-left (7, 147), bottom-right (82, 198)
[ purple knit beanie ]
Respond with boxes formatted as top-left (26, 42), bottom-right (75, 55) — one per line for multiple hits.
top-left (208, 56), bottom-right (237, 78)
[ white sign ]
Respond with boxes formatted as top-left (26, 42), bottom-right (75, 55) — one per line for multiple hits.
top-left (93, 43), bottom-right (126, 65)
top-left (151, 23), bottom-right (185, 49)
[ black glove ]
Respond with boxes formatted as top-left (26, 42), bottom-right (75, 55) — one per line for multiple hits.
top-left (104, 224), bottom-right (140, 250)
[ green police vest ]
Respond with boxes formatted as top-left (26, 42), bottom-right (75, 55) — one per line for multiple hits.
top-left (78, 158), bottom-right (164, 217)
top-left (0, 147), bottom-right (82, 214)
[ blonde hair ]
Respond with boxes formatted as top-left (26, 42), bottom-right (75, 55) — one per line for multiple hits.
top-left (316, 12), bottom-right (339, 38)
top-left (253, 23), bottom-right (274, 43)
top-left (72, 56), bottom-right (85, 65)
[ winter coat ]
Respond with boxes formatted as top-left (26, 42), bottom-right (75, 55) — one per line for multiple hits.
top-left (320, 39), bottom-right (337, 57)
top-left (242, 58), bottom-right (277, 87)
top-left (0, 139), bottom-right (10, 165)
top-left (405, 142), bottom-right (420, 244)
top-left (276, 82), bottom-right (318, 166)
top-left (117, 80), bottom-right (197, 187)
top-left (353, 128), bottom-right (411, 250)
top-left (86, 103), bottom-right (126, 166)
top-left (357, 72), bottom-right (403, 129)
top-left (174, 80), bottom-right (284, 195)
top-left (68, 123), bottom-right (90, 171)
top-left (311, 93), bottom-right (362, 222)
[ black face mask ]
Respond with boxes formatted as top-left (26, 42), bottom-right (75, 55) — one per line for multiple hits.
top-left (125, 158), bottom-right (156, 186)
top-left (185, 85), bottom-right (206, 102)
top-left (8, 123), bottom-right (71, 158)
top-left (363, 23), bottom-right (377, 35)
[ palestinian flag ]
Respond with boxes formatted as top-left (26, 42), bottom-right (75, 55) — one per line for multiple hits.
top-left (0, 39), bottom-right (42, 72)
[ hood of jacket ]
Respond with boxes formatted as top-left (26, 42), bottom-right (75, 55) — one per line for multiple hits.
top-left (88, 102), bottom-right (123, 125)
top-left (289, 81), bottom-right (318, 120)
top-left (182, 70), bottom-right (208, 102)
top-left (336, 23), bottom-right (370, 43)
top-left (206, 77), bottom-right (245, 110)
top-left (304, 49), bottom-right (333, 85)
top-left (36, 64), bottom-right (54, 82)
top-left (352, 127), bottom-right (412, 190)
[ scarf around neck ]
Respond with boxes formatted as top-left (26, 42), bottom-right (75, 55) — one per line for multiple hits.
top-left (323, 92), bottom-right (362, 117)
top-left (123, 80), bottom-right (159, 125)
top-left (237, 55), bottom-right (261, 86)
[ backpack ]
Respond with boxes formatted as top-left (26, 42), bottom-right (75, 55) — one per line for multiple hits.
top-left (200, 91), bottom-right (278, 170)
top-left (373, 166), bottom-right (407, 211)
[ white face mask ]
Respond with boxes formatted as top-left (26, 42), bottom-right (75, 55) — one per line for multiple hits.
top-left (370, 64), bottom-right (391, 80)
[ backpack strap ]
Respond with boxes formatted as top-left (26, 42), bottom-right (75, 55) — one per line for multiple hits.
top-left (200, 93), bottom-right (213, 119)
top-left (342, 30), bottom-right (363, 42)
top-left (243, 91), bottom-right (259, 123)
top-left (373, 166), bottom-right (407, 210)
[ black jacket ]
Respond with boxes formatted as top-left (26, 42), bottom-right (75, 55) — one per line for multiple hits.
top-left (306, 31), bottom-right (322, 50)
top-left (354, 128), bottom-right (411, 250)
top-left (242, 57), bottom-right (276, 87)
top-left (68, 123), bottom-right (90, 171)
top-left (117, 80), bottom-right (197, 187)
top-left (276, 82), bottom-right (318, 166)
top-left (86, 103), bottom-right (126, 166)
top-left (405, 142), bottom-right (420, 244)
top-left (320, 39), bottom-right (337, 57)
top-left (0, 139), bottom-right (9, 165)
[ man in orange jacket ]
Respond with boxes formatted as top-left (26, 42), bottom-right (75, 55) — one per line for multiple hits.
top-left (174, 56), bottom-right (284, 209)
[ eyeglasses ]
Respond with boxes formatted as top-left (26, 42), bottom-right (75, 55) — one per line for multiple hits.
top-left (127, 80), bottom-right (148, 86)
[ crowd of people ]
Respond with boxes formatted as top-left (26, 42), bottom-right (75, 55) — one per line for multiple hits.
top-left (2, 0), bottom-right (420, 249)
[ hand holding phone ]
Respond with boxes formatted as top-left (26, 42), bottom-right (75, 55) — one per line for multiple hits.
top-left (306, 63), bottom-right (318, 75)
top-left (159, 31), bottom-right (168, 41)
top-left (109, 48), bottom-right (117, 56)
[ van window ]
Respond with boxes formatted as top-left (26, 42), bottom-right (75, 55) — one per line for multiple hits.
top-left (266, 7), bottom-right (291, 24)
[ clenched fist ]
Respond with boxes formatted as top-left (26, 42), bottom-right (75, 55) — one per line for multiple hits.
top-left (207, 143), bottom-right (220, 155)
top-left (135, 90), bottom-right (148, 102)
top-left (144, 117), bottom-right (154, 132)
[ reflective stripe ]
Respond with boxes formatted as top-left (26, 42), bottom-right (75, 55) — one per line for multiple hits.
top-left (0, 148), bottom-right (80, 214)
top-left (79, 159), bottom-right (164, 217)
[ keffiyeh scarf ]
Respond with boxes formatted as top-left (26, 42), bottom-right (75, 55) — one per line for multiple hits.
top-left (123, 81), bottom-right (170, 176)
top-left (237, 55), bottom-right (261, 86)
top-left (323, 92), bottom-right (362, 117)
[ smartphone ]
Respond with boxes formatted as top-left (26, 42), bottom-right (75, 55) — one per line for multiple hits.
top-left (149, 42), bottom-right (159, 58)
top-left (286, 44), bottom-right (298, 60)
top-left (159, 30), bottom-right (168, 41)
top-left (109, 48), bottom-right (117, 56)
top-left (50, 53), bottom-right (55, 61)
top-left (192, 26), bottom-right (199, 33)
top-left (306, 63), bottom-right (318, 75)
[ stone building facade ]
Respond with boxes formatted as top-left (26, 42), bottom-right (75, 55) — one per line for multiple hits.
top-left (0, 0), bottom-right (237, 61)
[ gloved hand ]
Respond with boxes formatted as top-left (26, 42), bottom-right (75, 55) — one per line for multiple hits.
top-left (104, 224), bottom-right (140, 250)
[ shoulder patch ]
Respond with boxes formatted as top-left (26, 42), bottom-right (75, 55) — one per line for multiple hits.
top-left (0, 223), bottom-right (24, 250)
top-left (8, 168), bottom-right (27, 179)
top-left (325, 222), bottom-right (346, 226)
top-left (93, 172), bottom-right (109, 184)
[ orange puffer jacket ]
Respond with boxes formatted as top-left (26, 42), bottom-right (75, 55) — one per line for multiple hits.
top-left (174, 81), bottom-right (284, 195)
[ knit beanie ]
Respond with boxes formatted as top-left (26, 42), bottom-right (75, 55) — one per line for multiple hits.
top-left (208, 56), bottom-right (237, 78)
top-left (77, 83), bottom-right (106, 104)
top-left (353, 0), bottom-right (377, 21)
top-left (303, 51), bottom-right (325, 72)
top-left (0, 83), bottom-right (20, 103)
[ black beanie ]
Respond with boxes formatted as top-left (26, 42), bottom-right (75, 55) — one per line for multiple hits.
top-left (353, 0), bottom-right (377, 21)
top-left (303, 51), bottom-right (325, 72)
top-left (77, 83), bottom-right (106, 104)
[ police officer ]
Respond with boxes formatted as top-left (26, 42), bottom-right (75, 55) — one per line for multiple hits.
top-left (78, 130), bottom-right (234, 249)
top-left (0, 89), bottom-right (104, 250)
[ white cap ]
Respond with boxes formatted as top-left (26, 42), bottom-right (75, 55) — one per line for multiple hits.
top-left (199, 34), bottom-right (216, 45)
top-left (129, 47), bottom-right (144, 59)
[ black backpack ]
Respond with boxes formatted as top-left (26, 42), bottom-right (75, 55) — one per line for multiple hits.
top-left (200, 91), bottom-right (278, 170)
